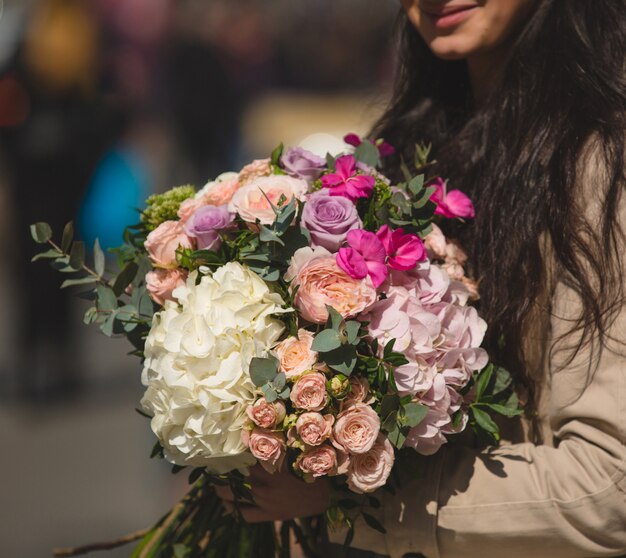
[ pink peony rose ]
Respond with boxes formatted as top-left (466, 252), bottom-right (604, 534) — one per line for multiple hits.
top-left (144, 220), bottom-right (194, 268)
top-left (238, 158), bottom-right (272, 185)
top-left (347, 434), bottom-right (395, 494)
top-left (245, 428), bottom-right (286, 473)
top-left (246, 398), bottom-right (286, 430)
top-left (145, 268), bottom-right (188, 305)
top-left (274, 329), bottom-right (318, 379)
top-left (296, 412), bottom-right (334, 446)
top-left (342, 376), bottom-right (372, 407)
top-left (333, 403), bottom-right (380, 454)
top-left (229, 175), bottom-right (308, 225)
top-left (320, 155), bottom-right (375, 201)
top-left (296, 444), bottom-right (338, 478)
top-left (290, 372), bottom-right (329, 411)
top-left (292, 253), bottom-right (377, 323)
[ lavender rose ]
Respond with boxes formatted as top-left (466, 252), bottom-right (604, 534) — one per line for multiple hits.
top-left (301, 191), bottom-right (362, 251)
top-left (281, 147), bottom-right (326, 181)
top-left (184, 204), bottom-right (234, 251)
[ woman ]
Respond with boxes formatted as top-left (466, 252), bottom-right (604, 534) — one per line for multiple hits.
top-left (220, 1), bottom-right (626, 556)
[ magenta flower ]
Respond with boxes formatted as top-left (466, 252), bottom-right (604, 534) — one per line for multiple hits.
top-left (430, 178), bottom-right (475, 219)
top-left (344, 133), bottom-right (395, 158)
top-left (336, 229), bottom-right (388, 288)
top-left (320, 155), bottom-right (375, 202)
top-left (376, 225), bottom-right (426, 271)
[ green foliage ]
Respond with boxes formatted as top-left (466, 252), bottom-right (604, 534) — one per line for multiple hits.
top-left (141, 185), bottom-right (195, 232)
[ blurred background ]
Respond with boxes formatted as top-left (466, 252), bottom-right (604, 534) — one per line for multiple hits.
top-left (0, 0), bottom-right (398, 556)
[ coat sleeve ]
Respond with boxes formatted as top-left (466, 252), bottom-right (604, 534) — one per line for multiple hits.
top-left (376, 149), bottom-right (626, 558)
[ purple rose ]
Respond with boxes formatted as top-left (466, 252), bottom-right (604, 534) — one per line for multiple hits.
top-left (184, 204), bottom-right (234, 251)
top-left (301, 191), bottom-right (362, 251)
top-left (281, 147), bottom-right (326, 181)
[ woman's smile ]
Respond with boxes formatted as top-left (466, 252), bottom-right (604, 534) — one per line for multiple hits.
top-left (420, 2), bottom-right (480, 30)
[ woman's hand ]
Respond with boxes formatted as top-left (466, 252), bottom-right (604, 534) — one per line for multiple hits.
top-left (215, 465), bottom-right (330, 523)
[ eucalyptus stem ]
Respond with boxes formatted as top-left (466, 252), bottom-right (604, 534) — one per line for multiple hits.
top-left (52, 529), bottom-right (150, 557)
top-left (47, 239), bottom-right (107, 284)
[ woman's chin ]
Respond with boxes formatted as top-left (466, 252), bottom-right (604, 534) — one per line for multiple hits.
top-left (427, 37), bottom-right (478, 60)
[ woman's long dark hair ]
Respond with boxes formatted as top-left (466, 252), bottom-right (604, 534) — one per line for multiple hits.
top-left (374, 1), bottom-right (626, 400)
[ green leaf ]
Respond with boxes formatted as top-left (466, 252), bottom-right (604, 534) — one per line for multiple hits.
top-left (311, 329), bottom-right (342, 352)
top-left (472, 406), bottom-right (500, 435)
top-left (492, 365), bottom-right (514, 395)
top-left (31, 249), bottom-right (62, 262)
top-left (278, 387), bottom-right (291, 399)
top-left (386, 423), bottom-right (407, 449)
top-left (61, 221), bottom-right (74, 253)
top-left (325, 153), bottom-right (336, 171)
top-left (97, 284), bottom-right (118, 312)
top-left (368, 496), bottom-right (381, 509)
top-left (100, 310), bottom-right (117, 336)
top-left (324, 345), bottom-right (357, 375)
top-left (259, 226), bottom-right (285, 246)
top-left (249, 357), bottom-right (278, 387)
top-left (272, 372), bottom-right (287, 391)
top-left (408, 175), bottom-right (425, 196)
top-left (263, 384), bottom-right (278, 403)
top-left (354, 140), bottom-right (380, 168)
top-left (481, 403), bottom-right (523, 417)
top-left (173, 544), bottom-right (189, 558)
top-left (337, 499), bottom-right (360, 510)
top-left (275, 198), bottom-right (297, 233)
top-left (362, 512), bottom-right (386, 534)
top-left (69, 241), bottom-right (85, 270)
top-left (326, 306), bottom-right (344, 331)
top-left (113, 262), bottom-right (139, 297)
top-left (380, 394), bottom-right (400, 418)
top-left (61, 276), bottom-right (98, 289)
top-left (383, 338), bottom-right (397, 359)
top-left (30, 222), bottom-right (52, 244)
top-left (83, 306), bottom-right (97, 325)
top-left (344, 321), bottom-right (361, 345)
top-left (93, 238), bottom-right (105, 276)
top-left (270, 143), bottom-right (284, 167)
top-left (403, 402), bottom-right (428, 428)
top-left (475, 364), bottom-right (494, 402)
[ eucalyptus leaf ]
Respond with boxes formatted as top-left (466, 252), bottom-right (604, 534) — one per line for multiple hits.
top-left (61, 221), bottom-right (74, 253)
top-left (386, 423), bottom-right (407, 449)
top-left (113, 262), bottom-right (139, 296)
top-left (31, 249), bottom-right (62, 262)
top-left (272, 372), bottom-right (286, 391)
top-left (93, 238), bottom-right (105, 276)
top-left (362, 513), bottom-right (387, 534)
top-left (97, 284), bottom-right (118, 312)
top-left (69, 241), bottom-right (85, 270)
top-left (354, 140), bottom-right (380, 168)
top-left (408, 175), bottom-right (425, 196)
top-left (344, 321), bottom-right (361, 345)
top-left (326, 306), bottom-right (344, 331)
top-left (323, 345), bottom-right (357, 375)
top-left (30, 222), bottom-right (52, 244)
top-left (61, 276), bottom-right (98, 289)
top-left (380, 394), bottom-right (400, 418)
top-left (311, 329), bottom-right (342, 353)
top-left (249, 357), bottom-right (278, 387)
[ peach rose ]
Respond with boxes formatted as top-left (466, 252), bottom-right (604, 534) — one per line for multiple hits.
top-left (274, 329), bottom-right (317, 379)
top-left (145, 268), bottom-right (188, 305)
top-left (144, 221), bottom-right (194, 268)
top-left (333, 403), bottom-right (380, 454)
top-left (246, 398), bottom-right (286, 429)
top-left (296, 444), bottom-right (338, 478)
top-left (201, 174), bottom-right (241, 206)
top-left (229, 175), bottom-right (308, 225)
top-left (238, 158), bottom-right (272, 184)
top-left (292, 255), bottom-right (377, 323)
top-left (177, 197), bottom-right (205, 223)
top-left (245, 428), bottom-right (286, 473)
top-left (296, 412), bottom-right (334, 446)
top-left (347, 435), bottom-right (395, 494)
top-left (342, 376), bottom-right (372, 407)
top-left (290, 372), bottom-right (329, 411)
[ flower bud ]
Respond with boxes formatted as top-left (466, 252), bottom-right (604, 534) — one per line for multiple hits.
top-left (328, 374), bottom-right (351, 399)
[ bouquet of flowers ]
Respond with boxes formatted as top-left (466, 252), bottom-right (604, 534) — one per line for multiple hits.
top-left (32, 134), bottom-right (521, 557)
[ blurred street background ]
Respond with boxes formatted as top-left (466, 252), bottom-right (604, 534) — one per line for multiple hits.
top-left (0, 1), bottom-right (397, 556)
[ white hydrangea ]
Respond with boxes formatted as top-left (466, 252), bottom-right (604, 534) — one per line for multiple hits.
top-left (140, 262), bottom-right (288, 473)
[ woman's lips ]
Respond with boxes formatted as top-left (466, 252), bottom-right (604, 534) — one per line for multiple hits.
top-left (422, 4), bottom-right (478, 29)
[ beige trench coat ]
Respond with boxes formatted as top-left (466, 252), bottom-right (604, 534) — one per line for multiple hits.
top-left (339, 145), bottom-right (626, 557)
